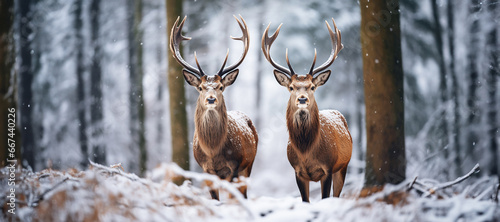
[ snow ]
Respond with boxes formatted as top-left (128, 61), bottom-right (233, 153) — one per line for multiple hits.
top-left (2, 163), bottom-right (498, 221)
top-left (7, 0), bottom-right (500, 221)
top-left (319, 110), bottom-right (352, 142)
top-left (228, 110), bottom-right (256, 142)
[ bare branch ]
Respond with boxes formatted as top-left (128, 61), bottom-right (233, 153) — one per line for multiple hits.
top-left (407, 176), bottom-right (418, 191)
top-left (31, 177), bottom-right (74, 206)
top-left (494, 184), bottom-right (499, 202)
top-left (429, 164), bottom-right (480, 192)
top-left (408, 164), bottom-right (481, 199)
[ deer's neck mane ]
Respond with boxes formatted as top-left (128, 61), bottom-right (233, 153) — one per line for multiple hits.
top-left (286, 101), bottom-right (320, 153)
top-left (195, 100), bottom-right (228, 149)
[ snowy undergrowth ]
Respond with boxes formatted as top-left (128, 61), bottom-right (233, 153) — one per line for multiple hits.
top-left (1, 163), bottom-right (499, 222)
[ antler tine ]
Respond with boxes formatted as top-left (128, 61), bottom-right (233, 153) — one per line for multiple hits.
top-left (261, 23), bottom-right (292, 76)
top-left (308, 49), bottom-right (317, 76)
top-left (170, 16), bottom-right (203, 77)
top-left (285, 49), bottom-right (295, 75)
top-left (194, 52), bottom-right (205, 76)
top-left (218, 15), bottom-right (250, 77)
top-left (217, 49), bottom-right (230, 75)
top-left (311, 18), bottom-right (343, 77)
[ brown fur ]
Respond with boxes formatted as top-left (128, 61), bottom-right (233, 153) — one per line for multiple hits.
top-left (283, 75), bottom-right (352, 202)
top-left (287, 101), bottom-right (320, 153)
top-left (191, 76), bottom-right (258, 200)
top-left (195, 98), bottom-right (228, 150)
top-left (170, 15), bottom-right (253, 200)
top-left (262, 17), bottom-right (348, 202)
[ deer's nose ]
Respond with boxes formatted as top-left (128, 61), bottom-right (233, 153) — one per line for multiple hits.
top-left (298, 97), bottom-right (308, 104)
top-left (207, 97), bottom-right (216, 104)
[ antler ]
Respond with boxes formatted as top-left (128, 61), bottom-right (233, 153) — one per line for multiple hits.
top-left (170, 15), bottom-right (250, 79)
top-left (170, 16), bottom-right (204, 77)
top-left (217, 15), bottom-right (250, 78)
top-left (309, 18), bottom-right (343, 77)
top-left (261, 23), bottom-right (295, 77)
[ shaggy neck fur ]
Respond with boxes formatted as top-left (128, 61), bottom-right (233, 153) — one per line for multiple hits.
top-left (195, 97), bottom-right (228, 150)
top-left (286, 99), bottom-right (320, 153)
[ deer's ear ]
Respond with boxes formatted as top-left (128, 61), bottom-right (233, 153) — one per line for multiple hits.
top-left (222, 69), bottom-right (239, 87)
top-left (274, 70), bottom-right (291, 87)
top-left (183, 70), bottom-right (201, 86)
top-left (312, 70), bottom-right (331, 87)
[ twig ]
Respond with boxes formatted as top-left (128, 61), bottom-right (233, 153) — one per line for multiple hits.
top-left (494, 184), bottom-right (499, 202)
top-left (167, 164), bottom-right (255, 219)
top-left (409, 179), bottom-right (442, 198)
top-left (474, 184), bottom-right (494, 201)
top-left (419, 178), bottom-right (441, 186)
top-left (467, 177), bottom-right (491, 198)
top-left (89, 160), bottom-right (149, 186)
top-left (408, 164), bottom-right (480, 198)
top-left (407, 176), bottom-right (418, 190)
top-left (31, 177), bottom-right (73, 206)
top-left (424, 164), bottom-right (480, 197)
top-left (411, 183), bottom-right (440, 198)
top-left (110, 163), bottom-right (125, 171)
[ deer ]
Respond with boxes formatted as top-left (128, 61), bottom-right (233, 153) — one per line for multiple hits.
top-left (169, 15), bottom-right (258, 200)
top-left (261, 18), bottom-right (352, 202)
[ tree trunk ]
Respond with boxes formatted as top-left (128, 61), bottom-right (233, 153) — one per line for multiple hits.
top-left (127, 0), bottom-right (147, 175)
top-left (74, 0), bottom-right (88, 168)
top-left (0, 0), bottom-right (21, 167)
top-left (166, 0), bottom-right (190, 171)
top-left (155, 6), bottom-right (164, 149)
top-left (18, 0), bottom-right (35, 169)
top-left (486, 0), bottom-right (498, 177)
top-left (466, 0), bottom-right (481, 162)
top-left (356, 69), bottom-right (364, 174)
top-left (90, 0), bottom-right (106, 165)
top-left (447, 0), bottom-right (461, 177)
top-left (360, 0), bottom-right (406, 186)
top-left (431, 0), bottom-right (449, 167)
top-left (254, 0), bottom-right (265, 130)
top-left (136, 0), bottom-right (146, 176)
top-left (31, 9), bottom-right (44, 168)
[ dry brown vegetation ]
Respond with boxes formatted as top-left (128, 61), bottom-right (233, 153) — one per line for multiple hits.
top-left (1, 163), bottom-right (498, 221)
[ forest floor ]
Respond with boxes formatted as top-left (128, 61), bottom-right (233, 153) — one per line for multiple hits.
top-left (1, 162), bottom-right (499, 222)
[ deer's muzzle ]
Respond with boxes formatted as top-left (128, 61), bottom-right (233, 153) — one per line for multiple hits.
top-left (207, 97), bottom-right (216, 104)
top-left (297, 96), bottom-right (309, 108)
top-left (205, 95), bottom-right (218, 108)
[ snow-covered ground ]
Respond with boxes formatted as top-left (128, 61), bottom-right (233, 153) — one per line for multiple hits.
top-left (1, 163), bottom-right (499, 222)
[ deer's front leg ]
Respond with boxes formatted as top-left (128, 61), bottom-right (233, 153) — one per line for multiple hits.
top-left (295, 175), bottom-right (310, 202)
top-left (204, 167), bottom-right (220, 200)
top-left (194, 146), bottom-right (221, 200)
top-left (209, 189), bottom-right (220, 200)
top-left (321, 173), bottom-right (332, 199)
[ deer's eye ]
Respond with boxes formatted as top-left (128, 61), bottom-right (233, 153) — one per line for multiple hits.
top-left (198, 87), bottom-right (202, 91)
top-left (219, 86), bottom-right (224, 91)
top-left (311, 86), bottom-right (316, 91)
top-left (289, 86), bottom-right (293, 91)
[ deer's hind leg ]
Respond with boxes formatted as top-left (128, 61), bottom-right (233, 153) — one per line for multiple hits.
top-left (236, 163), bottom-right (253, 198)
top-left (332, 166), bottom-right (348, 197)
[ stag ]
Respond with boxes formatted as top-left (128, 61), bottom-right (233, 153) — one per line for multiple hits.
top-left (170, 15), bottom-right (257, 200)
top-left (261, 18), bottom-right (352, 202)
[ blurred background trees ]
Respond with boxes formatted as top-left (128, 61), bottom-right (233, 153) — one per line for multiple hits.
top-left (0, 0), bottom-right (21, 167)
top-left (126, 0), bottom-right (146, 175)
